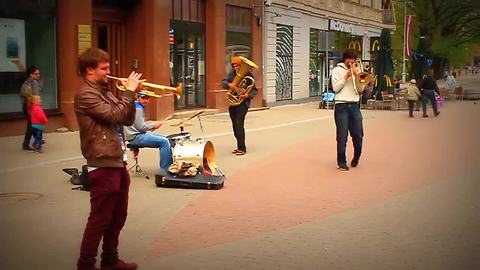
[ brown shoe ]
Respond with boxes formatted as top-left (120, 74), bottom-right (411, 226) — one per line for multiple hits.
top-left (101, 259), bottom-right (137, 270)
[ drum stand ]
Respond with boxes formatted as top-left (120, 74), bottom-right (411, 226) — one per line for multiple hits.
top-left (127, 145), bottom-right (149, 179)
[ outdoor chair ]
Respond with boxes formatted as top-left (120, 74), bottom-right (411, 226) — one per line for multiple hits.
top-left (377, 91), bottom-right (396, 110)
top-left (453, 86), bottom-right (464, 100)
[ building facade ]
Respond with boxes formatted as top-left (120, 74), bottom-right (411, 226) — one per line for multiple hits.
top-left (262, 0), bottom-right (395, 105)
top-left (0, 0), bottom-right (264, 136)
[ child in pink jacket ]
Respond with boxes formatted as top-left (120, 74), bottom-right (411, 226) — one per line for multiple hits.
top-left (30, 95), bottom-right (48, 152)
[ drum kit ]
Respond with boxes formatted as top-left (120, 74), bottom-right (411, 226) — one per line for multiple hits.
top-left (108, 74), bottom-right (225, 189)
top-left (155, 110), bottom-right (225, 189)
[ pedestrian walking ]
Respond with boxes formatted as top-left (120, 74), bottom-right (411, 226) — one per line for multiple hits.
top-left (420, 69), bottom-right (440, 118)
top-left (445, 71), bottom-right (457, 93)
top-left (19, 66), bottom-right (42, 150)
top-left (405, 79), bottom-right (421, 118)
top-left (29, 95), bottom-right (48, 152)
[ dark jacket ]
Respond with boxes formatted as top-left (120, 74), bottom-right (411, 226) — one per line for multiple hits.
top-left (74, 79), bottom-right (136, 167)
top-left (222, 69), bottom-right (258, 107)
top-left (420, 76), bottom-right (439, 95)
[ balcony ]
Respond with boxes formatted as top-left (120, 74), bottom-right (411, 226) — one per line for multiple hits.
top-left (382, 9), bottom-right (396, 24)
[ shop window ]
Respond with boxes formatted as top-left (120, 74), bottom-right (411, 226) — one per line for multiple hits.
top-left (225, 5), bottom-right (252, 73)
top-left (276, 24), bottom-right (293, 101)
top-left (309, 29), bottom-right (324, 97)
top-left (0, 2), bottom-right (57, 117)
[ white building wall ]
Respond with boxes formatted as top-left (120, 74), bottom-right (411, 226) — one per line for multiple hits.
top-left (264, 1), bottom-right (386, 104)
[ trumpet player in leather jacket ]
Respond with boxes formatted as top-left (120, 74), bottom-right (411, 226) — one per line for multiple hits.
top-left (74, 48), bottom-right (143, 270)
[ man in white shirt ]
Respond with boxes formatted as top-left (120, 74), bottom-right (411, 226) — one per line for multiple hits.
top-left (331, 49), bottom-right (364, 171)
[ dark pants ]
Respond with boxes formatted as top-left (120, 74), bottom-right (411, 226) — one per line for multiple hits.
top-left (408, 100), bottom-right (416, 117)
top-left (31, 127), bottom-right (43, 150)
top-left (77, 167), bottom-right (130, 270)
top-left (334, 103), bottom-right (363, 166)
top-left (421, 89), bottom-right (438, 116)
top-left (229, 102), bottom-right (248, 152)
top-left (22, 101), bottom-right (33, 148)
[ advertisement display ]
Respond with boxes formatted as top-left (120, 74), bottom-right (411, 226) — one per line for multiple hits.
top-left (0, 18), bottom-right (26, 72)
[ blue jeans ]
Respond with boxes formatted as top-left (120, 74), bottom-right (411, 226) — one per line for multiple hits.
top-left (421, 89), bottom-right (438, 116)
top-left (32, 127), bottom-right (43, 150)
top-left (130, 133), bottom-right (172, 170)
top-left (334, 103), bottom-right (363, 166)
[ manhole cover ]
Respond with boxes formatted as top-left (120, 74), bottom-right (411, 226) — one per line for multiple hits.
top-left (0, 192), bottom-right (44, 203)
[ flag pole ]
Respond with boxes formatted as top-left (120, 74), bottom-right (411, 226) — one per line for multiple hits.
top-left (401, 1), bottom-right (407, 83)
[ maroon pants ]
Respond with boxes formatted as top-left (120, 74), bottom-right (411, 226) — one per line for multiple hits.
top-left (77, 167), bottom-right (130, 270)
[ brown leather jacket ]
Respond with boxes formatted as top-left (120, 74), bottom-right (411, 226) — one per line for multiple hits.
top-left (74, 79), bottom-right (135, 167)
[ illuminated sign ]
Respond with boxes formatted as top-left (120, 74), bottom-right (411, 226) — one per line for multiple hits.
top-left (329, 19), bottom-right (353, 34)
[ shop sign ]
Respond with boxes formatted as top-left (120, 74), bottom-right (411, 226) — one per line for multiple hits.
top-left (329, 19), bottom-right (353, 34)
top-left (169, 29), bottom-right (174, 45)
top-left (78, 24), bottom-right (91, 55)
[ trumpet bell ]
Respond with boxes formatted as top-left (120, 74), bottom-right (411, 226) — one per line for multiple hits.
top-left (357, 72), bottom-right (372, 84)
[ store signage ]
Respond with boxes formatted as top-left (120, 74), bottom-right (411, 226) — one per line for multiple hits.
top-left (169, 29), bottom-right (174, 44)
top-left (78, 24), bottom-right (91, 55)
top-left (329, 19), bottom-right (353, 34)
top-left (348, 40), bottom-right (362, 51)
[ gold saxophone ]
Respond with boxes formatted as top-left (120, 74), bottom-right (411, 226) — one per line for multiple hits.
top-left (225, 56), bottom-right (258, 106)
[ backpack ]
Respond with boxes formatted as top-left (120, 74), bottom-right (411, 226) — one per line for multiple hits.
top-left (62, 165), bottom-right (91, 191)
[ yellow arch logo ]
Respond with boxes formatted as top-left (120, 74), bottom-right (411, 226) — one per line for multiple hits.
top-left (348, 40), bottom-right (362, 52)
top-left (371, 40), bottom-right (380, 52)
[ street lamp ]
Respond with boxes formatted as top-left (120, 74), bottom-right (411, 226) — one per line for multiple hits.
top-left (401, 0), bottom-right (407, 83)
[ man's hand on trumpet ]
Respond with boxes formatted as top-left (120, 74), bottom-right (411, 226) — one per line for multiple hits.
top-left (119, 71), bottom-right (146, 92)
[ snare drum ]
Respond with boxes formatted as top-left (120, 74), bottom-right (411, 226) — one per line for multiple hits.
top-left (166, 132), bottom-right (191, 147)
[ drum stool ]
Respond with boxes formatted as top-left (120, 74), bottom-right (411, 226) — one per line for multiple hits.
top-left (127, 144), bottom-right (149, 179)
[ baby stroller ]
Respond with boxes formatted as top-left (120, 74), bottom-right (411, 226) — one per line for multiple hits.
top-left (319, 90), bottom-right (335, 109)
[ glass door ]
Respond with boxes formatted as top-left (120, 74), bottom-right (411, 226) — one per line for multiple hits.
top-left (170, 21), bottom-right (205, 109)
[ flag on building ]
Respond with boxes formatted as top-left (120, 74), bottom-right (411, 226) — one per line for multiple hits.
top-left (405, 15), bottom-right (415, 57)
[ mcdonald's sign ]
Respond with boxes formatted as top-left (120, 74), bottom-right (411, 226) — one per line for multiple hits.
top-left (370, 37), bottom-right (380, 52)
top-left (348, 40), bottom-right (362, 52)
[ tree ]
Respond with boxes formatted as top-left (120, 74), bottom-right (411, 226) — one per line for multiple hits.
top-left (393, 0), bottom-right (480, 77)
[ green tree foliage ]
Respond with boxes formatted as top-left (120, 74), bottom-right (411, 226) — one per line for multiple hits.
top-left (392, 0), bottom-right (480, 77)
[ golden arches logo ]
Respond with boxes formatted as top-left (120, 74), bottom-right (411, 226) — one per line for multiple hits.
top-left (384, 75), bottom-right (393, 87)
top-left (348, 40), bottom-right (362, 52)
top-left (373, 75), bottom-right (393, 88)
top-left (371, 40), bottom-right (380, 52)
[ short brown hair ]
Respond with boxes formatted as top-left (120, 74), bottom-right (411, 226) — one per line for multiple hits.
top-left (341, 48), bottom-right (357, 62)
top-left (78, 48), bottom-right (110, 76)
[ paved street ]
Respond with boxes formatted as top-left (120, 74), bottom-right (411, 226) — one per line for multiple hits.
top-left (1, 75), bottom-right (479, 270)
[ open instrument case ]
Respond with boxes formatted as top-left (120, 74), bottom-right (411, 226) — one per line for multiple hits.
top-left (155, 168), bottom-right (225, 190)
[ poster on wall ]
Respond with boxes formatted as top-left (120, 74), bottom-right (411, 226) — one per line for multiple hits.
top-left (0, 18), bottom-right (26, 72)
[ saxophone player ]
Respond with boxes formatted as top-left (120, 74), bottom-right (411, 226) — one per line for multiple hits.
top-left (331, 49), bottom-right (365, 171)
top-left (222, 56), bottom-right (258, 156)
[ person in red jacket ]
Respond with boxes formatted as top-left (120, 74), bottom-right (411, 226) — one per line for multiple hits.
top-left (29, 95), bottom-right (48, 152)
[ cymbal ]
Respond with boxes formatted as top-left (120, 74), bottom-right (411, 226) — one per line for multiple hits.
top-left (170, 122), bottom-right (193, 127)
top-left (186, 110), bottom-right (206, 120)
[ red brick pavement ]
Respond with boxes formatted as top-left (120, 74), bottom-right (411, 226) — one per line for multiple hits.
top-left (147, 102), bottom-right (480, 258)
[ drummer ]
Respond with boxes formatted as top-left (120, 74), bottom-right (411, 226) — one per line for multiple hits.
top-left (124, 91), bottom-right (172, 170)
